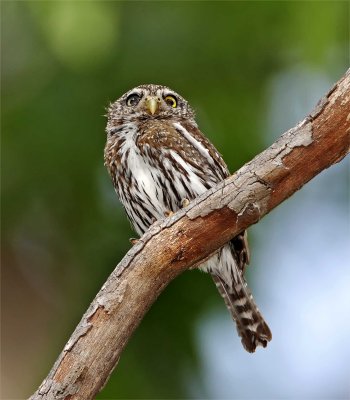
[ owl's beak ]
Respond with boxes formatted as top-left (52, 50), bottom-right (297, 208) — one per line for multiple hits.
top-left (145, 96), bottom-right (159, 115)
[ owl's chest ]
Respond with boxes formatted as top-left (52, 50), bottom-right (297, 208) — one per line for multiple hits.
top-left (123, 141), bottom-right (161, 201)
top-left (114, 132), bottom-right (168, 219)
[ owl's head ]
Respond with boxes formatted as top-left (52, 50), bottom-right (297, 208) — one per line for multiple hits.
top-left (107, 84), bottom-right (196, 128)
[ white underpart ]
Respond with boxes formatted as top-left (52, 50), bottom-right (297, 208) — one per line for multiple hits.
top-left (201, 245), bottom-right (239, 286)
top-left (126, 146), bottom-right (159, 208)
top-left (116, 124), bottom-right (165, 230)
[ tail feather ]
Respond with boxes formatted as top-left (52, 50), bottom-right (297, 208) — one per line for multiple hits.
top-left (212, 274), bottom-right (272, 353)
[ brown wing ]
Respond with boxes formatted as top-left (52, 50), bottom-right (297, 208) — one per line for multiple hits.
top-left (177, 121), bottom-right (251, 273)
top-left (178, 119), bottom-right (230, 181)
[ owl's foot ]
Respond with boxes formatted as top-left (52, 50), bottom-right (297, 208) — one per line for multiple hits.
top-left (129, 238), bottom-right (139, 245)
top-left (181, 198), bottom-right (190, 208)
top-left (164, 200), bottom-right (189, 217)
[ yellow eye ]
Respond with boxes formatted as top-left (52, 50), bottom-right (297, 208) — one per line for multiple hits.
top-left (165, 95), bottom-right (177, 108)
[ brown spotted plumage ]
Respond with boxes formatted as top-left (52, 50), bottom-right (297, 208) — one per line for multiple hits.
top-left (104, 84), bottom-right (271, 352)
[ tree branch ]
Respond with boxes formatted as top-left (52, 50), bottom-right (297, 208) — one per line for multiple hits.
top-left (30, 70), bottom-right (350, 400)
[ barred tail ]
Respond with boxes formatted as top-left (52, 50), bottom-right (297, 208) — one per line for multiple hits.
top-left (212, 274), bottom-right (272, 353)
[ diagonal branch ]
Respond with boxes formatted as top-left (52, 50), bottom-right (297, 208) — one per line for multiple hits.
top-left (30, 70), bottom-right (350, 400)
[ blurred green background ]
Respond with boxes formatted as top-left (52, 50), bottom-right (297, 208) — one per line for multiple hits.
top-left (1, 1), bottom-right (349, 399)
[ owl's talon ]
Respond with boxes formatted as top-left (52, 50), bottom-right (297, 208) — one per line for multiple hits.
top-left (181, 198), bottom-right (190, 208)
top-left (164, 210), bottom-right (174, 217)
top-left (129, 238), bottom-right (139, 245)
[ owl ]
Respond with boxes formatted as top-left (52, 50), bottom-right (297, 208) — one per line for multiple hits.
top-left (104, 84), bottom-right (271, 352)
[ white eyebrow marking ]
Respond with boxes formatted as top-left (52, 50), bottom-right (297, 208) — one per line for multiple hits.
top-left (128, 88), bottom-right (144, 97)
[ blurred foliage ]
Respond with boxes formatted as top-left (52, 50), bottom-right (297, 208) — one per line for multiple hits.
top-left (1, 1), bottom-right (348, 399)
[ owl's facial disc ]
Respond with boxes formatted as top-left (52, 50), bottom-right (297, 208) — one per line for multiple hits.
top-left (107, 84), bottom-right (196, 127)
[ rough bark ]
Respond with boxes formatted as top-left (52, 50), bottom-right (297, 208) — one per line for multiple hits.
top-left (30, 70), bottom-right (350, 400)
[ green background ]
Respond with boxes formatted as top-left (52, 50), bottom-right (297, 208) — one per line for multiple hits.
top-left (2, 1), bottom-right (348, 398)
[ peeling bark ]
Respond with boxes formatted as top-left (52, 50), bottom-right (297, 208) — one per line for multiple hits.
top-left (30, 70), bottom-right (350, 400)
